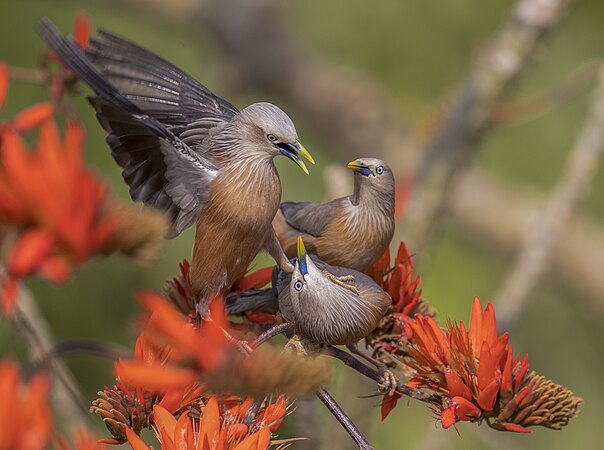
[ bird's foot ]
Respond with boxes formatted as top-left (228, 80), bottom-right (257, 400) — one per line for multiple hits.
top-left (377, 368), bottom-right (399, 397)
top-left (284, 333), bottom-right (322, 357)
top-left (321, 271), bottom-right (359, 295)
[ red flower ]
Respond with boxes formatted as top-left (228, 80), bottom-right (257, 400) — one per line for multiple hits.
top-left (396, 297), bottom-right (582, 432)
top-left (126, 395), bottom-right (291, 450)
top-left (0, 359), bottom-right (52, 450)
top-left (365, 241), bottom-right (431, 318)
top-left (0, 63), bottom-right (8, 110)
top-left (0, 120), bottom-right (115, 314)
top-left (113, 292), bottom-right (229, 394)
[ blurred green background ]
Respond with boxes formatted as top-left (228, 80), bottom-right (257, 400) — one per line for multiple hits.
top-left (1, 0), bottom-right (602, 449)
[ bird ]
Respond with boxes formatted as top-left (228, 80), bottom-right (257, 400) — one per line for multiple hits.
top-left (227, 237), bottom-right (391, 346)
top-left (38, 19), bottom-right (314, 312)
top-left (272, 158), bottom-right (395, 271)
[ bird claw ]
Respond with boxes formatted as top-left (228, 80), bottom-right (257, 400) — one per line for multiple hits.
top-left (377, 369), bottom-right (399, 396)
top-left (321, 271), bottom-right (359, 294)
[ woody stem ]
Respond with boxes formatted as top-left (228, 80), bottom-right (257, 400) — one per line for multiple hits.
top-left (326, 345), bottom-right (439, 404)
top-left (316, 388), bottom-right (374, 450)
top-left (249, 322), bottom-right (293, 349)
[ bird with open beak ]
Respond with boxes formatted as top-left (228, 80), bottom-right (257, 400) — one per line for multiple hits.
top-left (273, 158), bottom-right (394, 271)
top-left (39, 20), bottom-right (314, 313)
top-left (227, 237), bottom-right (391, 346)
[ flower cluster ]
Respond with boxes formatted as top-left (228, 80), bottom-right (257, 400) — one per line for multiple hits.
top-left (396, 297), bottom-right (582, 432)
top-left (0, 359), bottom-right (52, 450)
top-left (126, 395), bottom-right (292, 450)
top-left (0, 358), bottom-right (110, 450)
top-left (0, 62), bottom-right (167, 315)
top-left (365, 241), bottom-right (435, 358)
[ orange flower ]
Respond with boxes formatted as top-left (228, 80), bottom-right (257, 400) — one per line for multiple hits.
top-left (112, 292), bottom-right (229, 396)
top-left (231, 265), bottom-right (277, 324)
top-left (391, 297), bottom-right (582, 432)
top-left (91, 331), bottom-right (206, 444)
top-left (365, 242), bottom-right (431, 318)
top-left (366, 241), bottom-right (435, 361)
top-left (126, 395), bottom-right (290, 450)
top-left (233, 266), bottom-right (274, 291)
top-left (0, 120), bottom-right (115, 314)
top-left (0, 359), bottom-right (52, 450)
top-left (73, 13), bottom-right (91, 49)
top-left (12, 103), bottom-right (54, 132)
top-left (0, 63), bottom-right (8, 110)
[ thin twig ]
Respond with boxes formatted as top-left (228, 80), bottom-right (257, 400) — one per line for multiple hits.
top-left (249, 322), bottom-right (293, 349)
top-left (402, 0), bottom-right (575, 252)
top-left (11, 283), bottom-right (89, 426)
top-left (316, 388), bottom-right (375, 450)
top-left (8, 65), bottom-right (48, 84)
top-left (326, 346), bottom-right (439, 405)
top-left (494, 64), bottom-right (604, 330)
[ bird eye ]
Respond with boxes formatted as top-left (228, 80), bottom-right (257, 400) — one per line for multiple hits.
top-left (267, 134), bottom-right (277, 142)
top-left (294, 280), bottom-right (303, 292)
top-left (376, 165), bottom-right (384, 175)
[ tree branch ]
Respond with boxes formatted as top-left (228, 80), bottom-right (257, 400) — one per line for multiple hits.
top-left (402, 0), bottom-right (575, 252)
top-left (11, 284), bottom-right (89, 426)
top-left (494, 64), bottom-right (604, 330)
top-left (316, 388), bottom-right (375, 450)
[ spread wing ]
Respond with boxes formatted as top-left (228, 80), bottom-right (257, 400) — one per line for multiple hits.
top-left (38, 18), bottom-right (218, 238)
top-left (279, 200), bottom-right (341, 237)
top-left (85, 28), bottom-right (239, 142)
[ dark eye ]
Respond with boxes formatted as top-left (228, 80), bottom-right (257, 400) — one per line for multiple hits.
top-left (294, 280), bottom-right (303, 292)
top-left (267, 134), bottom-right (277, 142)
top-left (376, 165), bottom-right (384, 175)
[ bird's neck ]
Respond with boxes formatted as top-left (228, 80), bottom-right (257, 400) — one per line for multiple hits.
top-left (351, 178), bottom-right (394, 216)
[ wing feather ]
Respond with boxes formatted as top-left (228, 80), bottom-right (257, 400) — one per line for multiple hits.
top-left (279, 200), bottom-right (341, 237)
top-left (38, 18), bottom-right (219, 238)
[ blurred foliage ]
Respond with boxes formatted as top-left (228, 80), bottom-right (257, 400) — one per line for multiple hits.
top-left (1, 0), bottom-right (602, 449)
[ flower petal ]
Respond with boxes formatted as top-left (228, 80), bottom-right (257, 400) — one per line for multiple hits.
top-left (12, 103), bottom-right (53, 132)
top-left (0, 63), bottom-right (8, 110)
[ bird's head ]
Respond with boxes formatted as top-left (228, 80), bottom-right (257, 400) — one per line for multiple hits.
top-left (347, 157), bottom-right (394, 196)
top-left (291, 236), bottom-right (325, 300)
top-left (239, 102), bottom-right (314, 174)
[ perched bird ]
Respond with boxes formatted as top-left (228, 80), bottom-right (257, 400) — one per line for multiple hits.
top-left (227, 237), bottom-right (391, 346)
top-left (273, 158), bottom-right (395, 271)
top-left (39, 20), bottom-right (314, 311)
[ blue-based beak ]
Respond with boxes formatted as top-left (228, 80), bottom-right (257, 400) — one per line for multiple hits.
top-left (278, 142), bottom-right (315, 175)
top-left (297, 236), bottom-right (308, 278)
top-left (347, 159), bottom-right (372, 177)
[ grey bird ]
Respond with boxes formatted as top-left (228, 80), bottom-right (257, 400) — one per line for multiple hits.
top-left (273, 158), bottom-right (395, 271)
top-left (38, 19), bottom-right (314, 311)
top-left (227, 237), bottom-right (391, 346)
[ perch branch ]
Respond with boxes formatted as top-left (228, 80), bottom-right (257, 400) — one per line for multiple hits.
top-left (316, 388), bottom-right (375, 450)
top-left (494, 64), bottom-right (604, 329)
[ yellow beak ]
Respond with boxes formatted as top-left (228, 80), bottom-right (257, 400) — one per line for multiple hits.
top-left (297, 236), bottom-right (307, 260)
top-left (297, 142), bottom-right (315, 165)
top-left (347, 160), bottom-right (363, 172)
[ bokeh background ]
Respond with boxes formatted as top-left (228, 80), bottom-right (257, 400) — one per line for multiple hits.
top-left (1, 0), bottom-right (603, 449)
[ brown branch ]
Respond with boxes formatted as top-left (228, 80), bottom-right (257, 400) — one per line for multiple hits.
top-left (11, 284), bottom-right (89, 426)
top-left (401, 0), bottom-right (575, 252)
top-left (451, 169), bottom-right (604, 318)
top-left (493, 64), bottom-right (604, 330)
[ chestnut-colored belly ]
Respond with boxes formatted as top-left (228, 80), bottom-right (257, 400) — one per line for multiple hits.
top-left (189, 165), bottom-right (281, 306)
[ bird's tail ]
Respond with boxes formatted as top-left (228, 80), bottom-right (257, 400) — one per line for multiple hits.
top-left (37, 18), bottom-right (170, 139)
top-left (225, 288), bottom-right (279, 315)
